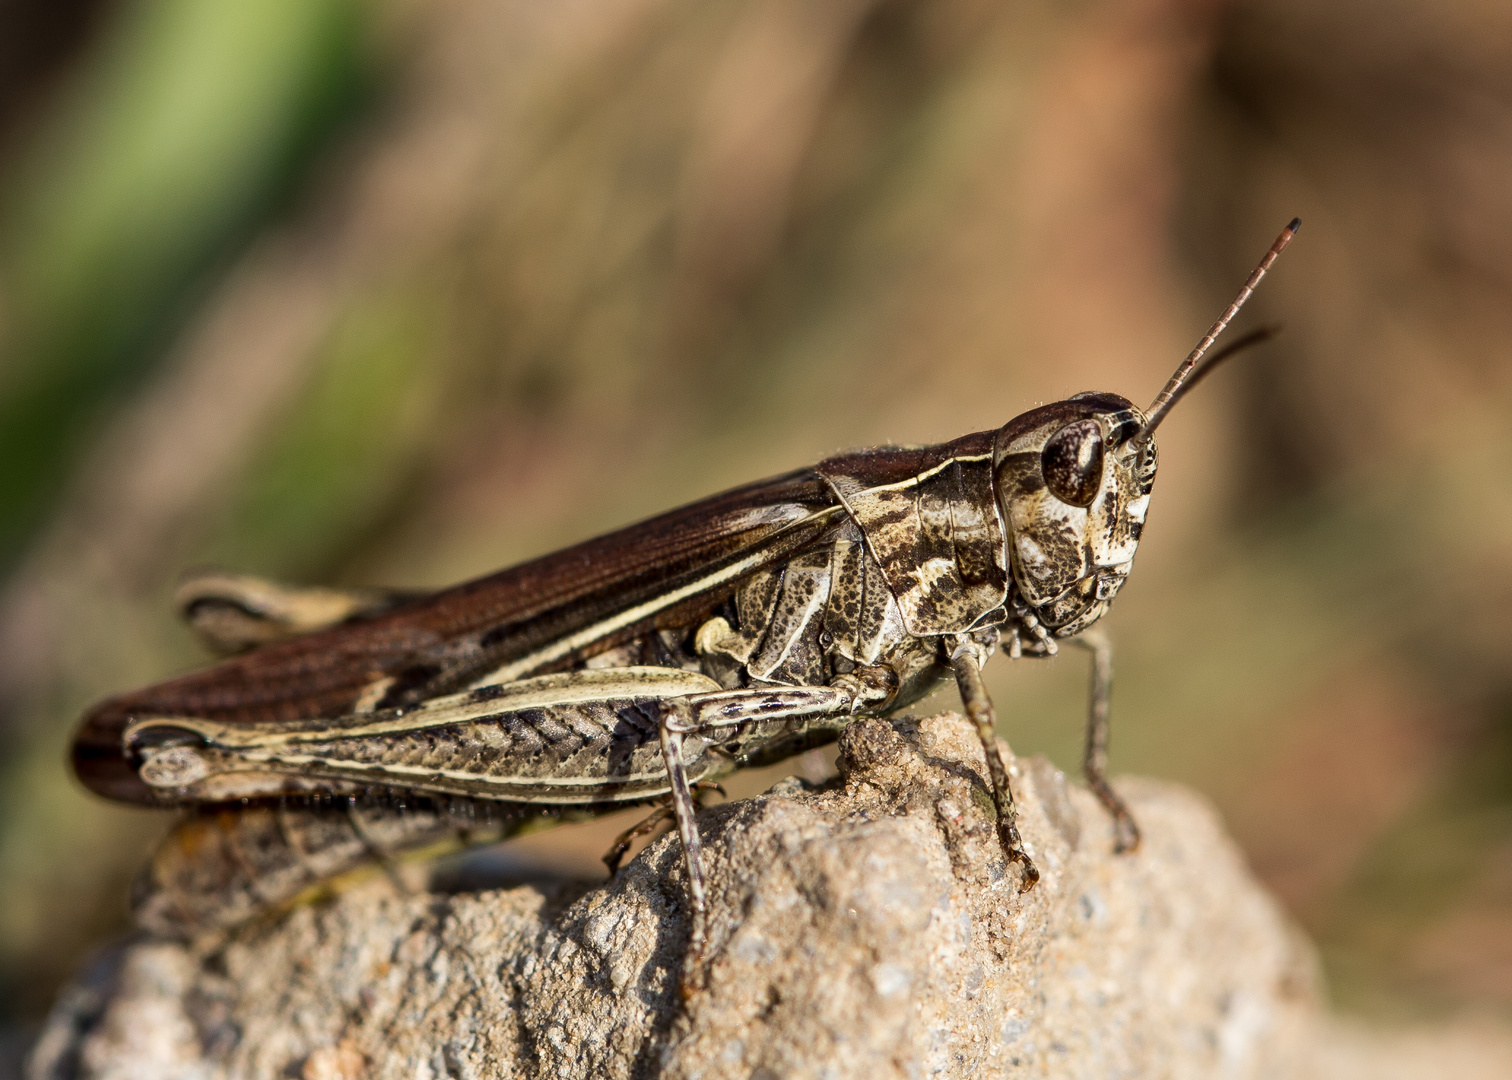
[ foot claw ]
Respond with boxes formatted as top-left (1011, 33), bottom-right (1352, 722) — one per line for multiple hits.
top-left (1112, 816), bottom-right (1142, 855)
top-left (1007, 836), bottom-right (1040, 891)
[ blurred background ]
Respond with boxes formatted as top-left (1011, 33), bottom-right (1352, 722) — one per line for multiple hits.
top-left (2, 0), bottom-right (1512, 1064)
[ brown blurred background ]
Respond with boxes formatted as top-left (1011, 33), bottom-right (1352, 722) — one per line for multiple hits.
top-left (2, 0), bottom-right (1511, 1065)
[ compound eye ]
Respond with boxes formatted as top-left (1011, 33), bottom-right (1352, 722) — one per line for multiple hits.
top-left (1040, 419), bottom-right (1105, 507)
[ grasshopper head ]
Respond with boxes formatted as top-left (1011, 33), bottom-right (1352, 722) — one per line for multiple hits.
top-left (993, 394), bottom-right (1155, 641)
top-left (988, 219), bottom-right (1299, 646)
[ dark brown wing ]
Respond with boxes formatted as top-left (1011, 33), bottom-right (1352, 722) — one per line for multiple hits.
top-left (74, 468), bottom-right (842, 803)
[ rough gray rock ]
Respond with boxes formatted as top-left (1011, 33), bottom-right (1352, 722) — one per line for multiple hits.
top-left (28, 713), bottom-right (1512, 1079)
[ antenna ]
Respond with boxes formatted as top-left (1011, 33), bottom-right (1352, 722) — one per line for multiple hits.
top-left (1137, 218), bottom-right (1300, 441)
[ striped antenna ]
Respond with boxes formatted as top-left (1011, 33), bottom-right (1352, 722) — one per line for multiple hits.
top-left (1136, 218), bottom-right (1300, 442)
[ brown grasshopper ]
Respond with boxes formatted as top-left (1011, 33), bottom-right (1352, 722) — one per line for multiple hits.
top-left (72, 221), bottom-right (1298, 971)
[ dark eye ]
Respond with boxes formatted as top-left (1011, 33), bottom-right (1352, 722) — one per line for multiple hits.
top-left (1040, 419), bottom-right (1104, 507)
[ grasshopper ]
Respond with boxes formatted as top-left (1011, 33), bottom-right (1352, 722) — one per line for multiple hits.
top-left (72, 222), bottom-right (1298, 971)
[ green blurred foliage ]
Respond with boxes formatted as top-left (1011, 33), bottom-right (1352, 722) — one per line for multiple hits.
top-left (0, 0), bottom-right (370, 568)
top-left (205, 284), bottom-right (451, 577)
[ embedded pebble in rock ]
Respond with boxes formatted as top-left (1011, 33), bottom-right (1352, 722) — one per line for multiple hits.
top-left (28, 713), bottom-right (1512, 1079)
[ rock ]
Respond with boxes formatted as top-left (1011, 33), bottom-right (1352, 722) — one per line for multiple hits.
top-left (27, 713), bottom-right (1512, 1079)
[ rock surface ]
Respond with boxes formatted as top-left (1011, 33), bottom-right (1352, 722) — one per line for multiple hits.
top-left (28, 713), bottom-right (1512, 1079)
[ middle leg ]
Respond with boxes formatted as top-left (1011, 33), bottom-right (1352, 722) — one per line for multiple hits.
top-left (951, 634), bottom-right (1040, 891)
